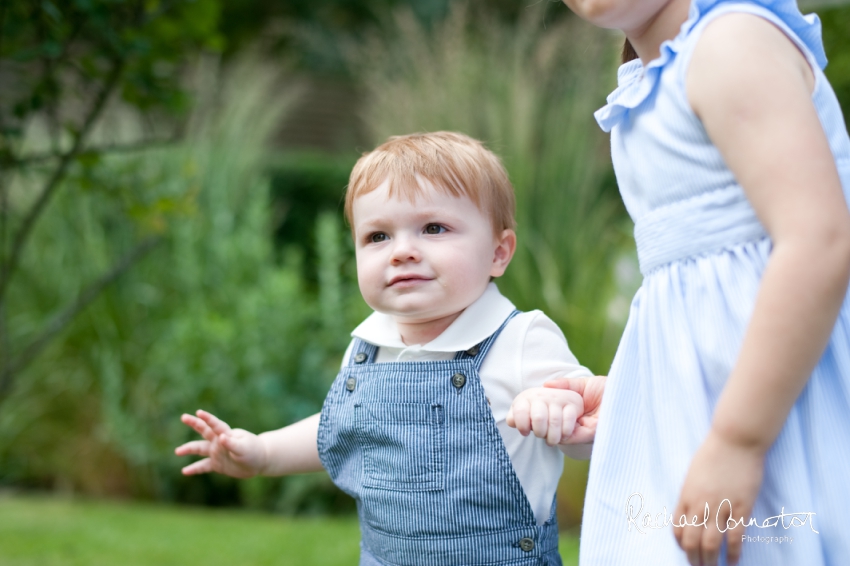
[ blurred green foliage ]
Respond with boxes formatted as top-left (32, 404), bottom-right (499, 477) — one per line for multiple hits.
top-left (2, 0), bottom-right (849, 532)
top-left (0, 0), bottom-right (226, 414)
top-left (0, 0), bottom-right (223, 146)
top-left (268, 152), bottom-right (356, 287)
top-left (822, 5), bottom-right (850, 120)
top-left (216, 0), bottom-right (571, 73)
top-left (1, 58), bottom-right (366, 512)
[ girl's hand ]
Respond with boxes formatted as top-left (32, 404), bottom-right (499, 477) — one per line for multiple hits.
top-left (506, 387), bottom-right (584, 446)
top-left (673, 430), bottom-right (765, 566)
top-left (174, 410), bottom-right (268, 478)
top-left (542, 375), bottom-right (605, 444)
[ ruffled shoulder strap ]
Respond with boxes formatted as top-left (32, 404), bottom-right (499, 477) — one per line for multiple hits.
top-left (594, 0), bottom-right (826, 133)
top-left (699, 0), bottom-right (825, 67)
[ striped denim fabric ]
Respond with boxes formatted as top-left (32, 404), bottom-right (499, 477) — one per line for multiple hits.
top-left (317, 310), bottom-right (563, 566)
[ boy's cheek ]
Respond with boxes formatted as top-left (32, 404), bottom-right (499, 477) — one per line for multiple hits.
top-left (355, 265), bottom-right (383, 308)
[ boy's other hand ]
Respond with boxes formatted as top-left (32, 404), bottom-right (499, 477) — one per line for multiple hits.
top-left (542, 375), bottom-right (606, 444)
top-left (507, 387), bottom-right (584, 446)
top-left (175, 410), bottom-right (268, 478)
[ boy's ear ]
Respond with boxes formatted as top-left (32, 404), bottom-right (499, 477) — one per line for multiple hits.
top-left (490, 229), bottom-right (517, 278)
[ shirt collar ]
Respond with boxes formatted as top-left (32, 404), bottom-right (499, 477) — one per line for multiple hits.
top-left (350, 282), bottom-right (516, 352)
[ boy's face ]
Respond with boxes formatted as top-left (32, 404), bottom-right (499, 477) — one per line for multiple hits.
top-left (352, 178), bottom-right (515, 327)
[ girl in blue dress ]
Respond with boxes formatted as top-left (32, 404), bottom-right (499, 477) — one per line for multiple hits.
top-left (538, 0), bottom-right (850, 564)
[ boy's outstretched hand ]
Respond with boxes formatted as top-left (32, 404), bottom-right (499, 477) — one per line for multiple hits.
top-left (507, 387), bottom-right (584, 446)
top-left (175, 410), bottom-right (267, 478)
top-left (543, 375), bottom-right (606, 445)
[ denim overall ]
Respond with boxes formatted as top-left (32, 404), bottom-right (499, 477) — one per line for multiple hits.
top-left (317, 311), bottom-right (562, 566)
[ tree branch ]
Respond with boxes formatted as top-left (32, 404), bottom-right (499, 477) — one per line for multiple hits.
top-left (0, 235), bottom-right (162, 402)
top-left (6, 136), bottom-right (179, 168)
top-left (0, 56), bottom-right (125, 306)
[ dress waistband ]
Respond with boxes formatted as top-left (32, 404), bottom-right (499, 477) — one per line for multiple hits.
top-left (634, 186), bottom-right (768, 275)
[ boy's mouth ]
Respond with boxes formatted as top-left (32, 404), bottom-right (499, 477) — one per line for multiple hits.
top-left (387, 274), bottom-right (432, 287)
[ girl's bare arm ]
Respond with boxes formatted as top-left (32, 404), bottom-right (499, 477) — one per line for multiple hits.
top-left (676, 13), bottom-right (850, 565)
top-left (689, 11), bottom-right (850, 466)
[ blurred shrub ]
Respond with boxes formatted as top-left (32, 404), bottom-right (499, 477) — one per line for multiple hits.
top-left (1, 56), bottom-right (365, 513)
top-left (822, 5), bottom-right (850, 121)
top-left (268, 152), bottom-right (357, 287)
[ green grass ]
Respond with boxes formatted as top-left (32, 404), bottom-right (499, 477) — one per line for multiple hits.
top-left (0, 493), bottom-right (580, 565)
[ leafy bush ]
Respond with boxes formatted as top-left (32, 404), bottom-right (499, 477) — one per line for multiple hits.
top-left (1, 57), bottom-right (364, 513)
top-left (268, 151), bottom-right (357, 287)
top-left (822, 5), bottom-right (850, 121)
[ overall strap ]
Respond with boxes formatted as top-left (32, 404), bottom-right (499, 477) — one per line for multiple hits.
top-left (454, 309), bottom-right (521, 370)
top-left (347, 338), bottom-right (379, 366)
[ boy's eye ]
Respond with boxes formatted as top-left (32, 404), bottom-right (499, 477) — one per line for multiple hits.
top-left (424, 224), bottom-right (445, 235)
top-left (370, 232), bottom-right (387, 243)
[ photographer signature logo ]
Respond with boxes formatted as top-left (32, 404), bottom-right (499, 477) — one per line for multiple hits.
top-left (625, 493), bottom-right (819, 535)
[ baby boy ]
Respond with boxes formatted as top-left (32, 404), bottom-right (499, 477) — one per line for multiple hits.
top-left (176, 131), bottom-right (594, 565)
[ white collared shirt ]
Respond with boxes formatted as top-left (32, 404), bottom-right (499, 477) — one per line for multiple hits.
top-left (342, 283), bottom-right (592, 524)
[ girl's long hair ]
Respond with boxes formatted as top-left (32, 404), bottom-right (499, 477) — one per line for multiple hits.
top-left (622, 39), bottom-right (638, 63)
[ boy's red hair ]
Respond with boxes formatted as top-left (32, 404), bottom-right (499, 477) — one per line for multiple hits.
top-left (345, 131), bottom-right (516, 235)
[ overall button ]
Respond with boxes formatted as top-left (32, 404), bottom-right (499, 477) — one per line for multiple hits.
top-left (518, 537), bottom-right (535, 552)
top-left (465, 344), bottom-right (479, 356)
top-left (451, 373), bottom-right (466, 389)
top-left (354, 352), bottom-right (368, 364)
top-left (345, 377), bottom-right (357, 391)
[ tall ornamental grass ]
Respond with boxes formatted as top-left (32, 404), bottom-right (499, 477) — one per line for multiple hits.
top-left (1, 56), bottom-right (365, 512)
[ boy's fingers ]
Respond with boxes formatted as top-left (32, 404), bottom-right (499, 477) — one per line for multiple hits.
top-left (181, 458), bottom-right (213, 476)
top-left (543, 377), bottom-right (586, 395)
top-left (568, 391), bottom-right (585, 417)
top-left (219, 434), bottom-right (237, 454)
top-left (529, 400), bottom-right (549, 439)
top-left (181, 413), bottom-right (216, 442)
top-left (196, 410), bottom-right (231, 436)
top-left (174, 440), bottom-right (210, 457)
top-left (511, 398), bottom-right (532, 435)
top-left (219, 431), bottom-right (250, 457)
top-left (506, 406), bottom-right (516, 428)
top-left (546, 405), bottom-right (563, 446)
top-left (562, 405), bottom-right (578, 438)
top-left (560, 413), bottom-right (599, 444)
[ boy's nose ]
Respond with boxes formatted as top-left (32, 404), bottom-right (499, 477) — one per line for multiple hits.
top-left (389, 235), bottom-right (421, 264)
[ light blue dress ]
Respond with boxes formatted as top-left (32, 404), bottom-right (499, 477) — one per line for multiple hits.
top-left (581, 1), bottom-right (850, 564)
